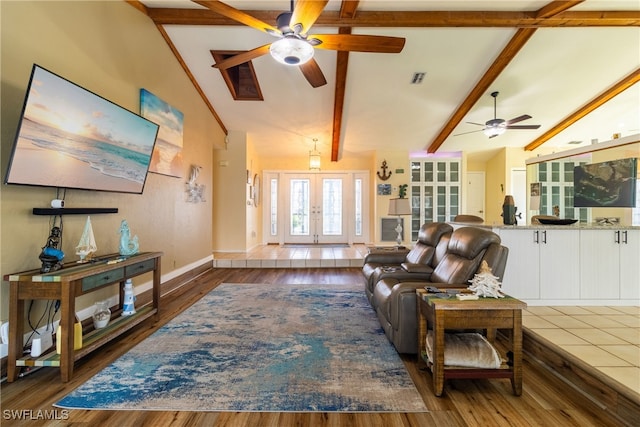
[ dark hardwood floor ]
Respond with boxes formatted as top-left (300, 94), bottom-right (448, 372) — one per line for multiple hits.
top-left (0, 268), bottom-right (630, 426)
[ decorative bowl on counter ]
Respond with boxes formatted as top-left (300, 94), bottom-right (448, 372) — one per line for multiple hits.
top-left (537, 218), bottom-right (578, 225)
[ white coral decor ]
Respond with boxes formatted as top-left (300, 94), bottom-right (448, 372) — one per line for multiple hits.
top-left (467, 260), bottom-right (505, 298)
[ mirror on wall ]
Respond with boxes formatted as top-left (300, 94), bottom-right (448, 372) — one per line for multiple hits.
top-left (525, 137), bottom-right (640, 226)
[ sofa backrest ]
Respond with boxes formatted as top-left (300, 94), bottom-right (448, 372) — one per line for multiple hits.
top-left (405, 222), bottom-right (453, 265)
top-left (430, 226), bottom-right (506, 284)
top-left (431, 233), bottom-right (450, 268)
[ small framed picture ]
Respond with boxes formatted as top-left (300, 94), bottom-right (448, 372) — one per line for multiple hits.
top-left (377, 184), bottom-right (392, 195)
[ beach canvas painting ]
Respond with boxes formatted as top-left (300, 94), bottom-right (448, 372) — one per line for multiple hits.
top-left (4, 65), bottom-right (159, 194)
top-left (140, 89), bottom-right (184, 178)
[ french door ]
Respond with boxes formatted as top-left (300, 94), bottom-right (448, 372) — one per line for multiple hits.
top-left (263, 171), bottom-right (369, 245)
top-left (285, 173), bottom-right (346, 244)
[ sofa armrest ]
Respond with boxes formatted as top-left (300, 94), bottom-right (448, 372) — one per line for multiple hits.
top-left (400, 263), bottom-right (433, 274)
top-left (363, 251), bottom-right (408, 265)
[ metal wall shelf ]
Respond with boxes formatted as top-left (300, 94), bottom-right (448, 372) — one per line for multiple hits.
top-left (32, 208), bottom-right (118, 215)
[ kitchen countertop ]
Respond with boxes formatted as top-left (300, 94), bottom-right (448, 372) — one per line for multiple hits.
top-left (450, 222), bottom-right (640, 230)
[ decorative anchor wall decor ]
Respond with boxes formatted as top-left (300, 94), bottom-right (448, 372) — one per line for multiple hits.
top-left (377, 160), bottom-right (392, 181)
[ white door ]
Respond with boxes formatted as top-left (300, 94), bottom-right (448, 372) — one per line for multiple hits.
top-left (466, 172), bottom-right (485, 219)
top-left (285, 173), bottom-right (347, 244)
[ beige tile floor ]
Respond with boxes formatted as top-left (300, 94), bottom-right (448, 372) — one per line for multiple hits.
top-left (213, 244), bottom-right (640, 398)
top-left (523, 305), bottom-right (639, 395)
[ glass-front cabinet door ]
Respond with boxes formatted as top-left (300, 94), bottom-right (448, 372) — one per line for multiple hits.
top-left (536, 159), bottom-right (589, 222)
top-left (410, 158), bottom-right (461, 241)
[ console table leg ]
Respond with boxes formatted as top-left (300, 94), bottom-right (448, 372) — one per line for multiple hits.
top-left (153, 257), bottom-right (161, 319)
top-left (59, 283), bottom-right (75, 382)
top-left (7, 282), bottom-right (23, 382)
top-left (511, 310), bottom-right (523, 396)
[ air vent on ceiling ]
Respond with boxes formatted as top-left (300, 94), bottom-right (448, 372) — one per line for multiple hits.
top-left (567, 140), bottom-right (583, 145)
top-left (411, 72), bottom-right (426, 84)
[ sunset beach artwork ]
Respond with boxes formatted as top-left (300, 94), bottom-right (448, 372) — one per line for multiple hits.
top-left (4, 65), bottom-right (159, 194)
top-left (140, 89), bottom-right (184, 178)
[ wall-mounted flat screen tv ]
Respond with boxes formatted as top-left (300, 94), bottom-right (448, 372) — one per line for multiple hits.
top-left (573, 158), bottom-right (638, 208)
top-left (4, 64), bottom-right (159, 194)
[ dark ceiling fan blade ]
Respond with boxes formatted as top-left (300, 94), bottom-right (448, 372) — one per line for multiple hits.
top-left (466, 121), bottom-right (486, 127)
top-left (212, 45), bottom-right (271, 70)
top-left (299, 58), bottom-right (327, 88)
top-left (453, 129), bottom-right (485, 137)
top-left (505, 124), bottom-right (541, 130)
top-left (194, 0), bottom-right (279, 34)
top-left (311, 34), bottom-right (406, 53)
top-left (289, 0), bottom-right (328, 34)
top-left (505, 114), bottom-right (532, 125)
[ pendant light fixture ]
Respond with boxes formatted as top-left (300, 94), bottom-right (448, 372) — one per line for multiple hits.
top-left (309, 138), bottom-right (321, 170)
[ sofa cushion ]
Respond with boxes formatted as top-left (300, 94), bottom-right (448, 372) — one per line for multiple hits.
top-left (430, 227), bottom-right (500, 284)
top-left (447, 227), bottom-right (500, 259)
top-left (405, 244), bottom-right (435, 265)
top-left (429, 251), bottom-right (484, 284)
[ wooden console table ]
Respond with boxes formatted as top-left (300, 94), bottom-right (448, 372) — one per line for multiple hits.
top-left (5, 251), bottom-right (162, 382)
top-left (416, 288), bottom-right (527, 396)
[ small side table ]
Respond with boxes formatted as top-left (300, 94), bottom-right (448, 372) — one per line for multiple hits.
top-left (416, 288), bottom-right (527, 396)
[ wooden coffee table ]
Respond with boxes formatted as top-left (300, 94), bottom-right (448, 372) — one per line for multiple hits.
top-left (416, 288), bottom-right (527, 396)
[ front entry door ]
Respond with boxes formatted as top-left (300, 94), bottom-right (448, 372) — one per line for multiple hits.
top-left (285, 173), bottom-right (347, 244)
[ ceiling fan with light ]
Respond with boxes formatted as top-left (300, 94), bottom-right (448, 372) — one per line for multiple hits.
top-left (456, 91), bottom-right (541, 138)
top-left (195, 0), bottom-right (406, 88)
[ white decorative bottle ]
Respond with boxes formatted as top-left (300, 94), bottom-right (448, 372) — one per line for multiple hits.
top-left (122, 279), bottom-right (136, 316)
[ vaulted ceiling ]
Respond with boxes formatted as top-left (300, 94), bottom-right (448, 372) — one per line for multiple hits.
top-left (132, 1), bottom-right (640, 163)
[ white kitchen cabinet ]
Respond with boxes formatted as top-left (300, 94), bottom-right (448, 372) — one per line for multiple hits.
top-left (496, 229), bottom-right (540, 299)
top-left (580, 230), bottom-right (620, 299)
top-left (580, 229), bottom-right (640, 299)
top-left (497, 228), bottom-right (580, 301)
top-left (619, 230), bottom-right (640, 299)
top-left (538, 229), bottom-right (581, 300)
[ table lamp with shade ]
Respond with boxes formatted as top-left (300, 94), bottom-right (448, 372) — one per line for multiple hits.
top-left (388, 197), bottom-right (412, 248)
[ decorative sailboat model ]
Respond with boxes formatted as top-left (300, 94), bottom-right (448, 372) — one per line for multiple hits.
top-left (76, 216), bottom-right (97, 263)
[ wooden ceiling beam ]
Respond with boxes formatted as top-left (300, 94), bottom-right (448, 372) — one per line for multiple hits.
top-left (339, 1), bottom-right (360, 20)
top-left (524, 68), bottom-right (640, 151)
top-left (332, 30), bottom-right (350, 162)
top-left (147, 8), bottom-right (640, 27)
top-left (536, 0), bottom-right (584, 19)
top-left (330, 2), bottom-right (359, 162)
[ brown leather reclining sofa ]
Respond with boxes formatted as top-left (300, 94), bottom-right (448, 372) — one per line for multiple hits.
top-left (362, 225), bottom-right (509, 354)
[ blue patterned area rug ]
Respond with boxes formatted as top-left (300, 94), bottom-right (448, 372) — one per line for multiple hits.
top-left (56, 283), bottom-right (428, 413)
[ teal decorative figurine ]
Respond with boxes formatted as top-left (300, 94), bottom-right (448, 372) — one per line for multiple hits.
top-left (119, 219), bottom-right (139, 256)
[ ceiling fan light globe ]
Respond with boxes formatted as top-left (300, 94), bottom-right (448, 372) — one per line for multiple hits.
top-left (483, 126), bottom-right (506, 137)
top-left (270, 37), bottom-right (314, 66)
